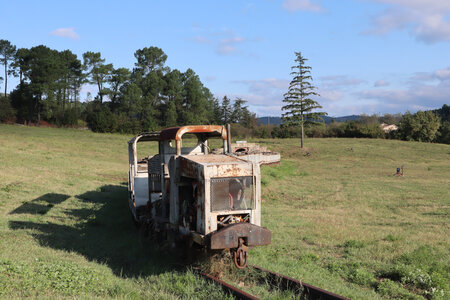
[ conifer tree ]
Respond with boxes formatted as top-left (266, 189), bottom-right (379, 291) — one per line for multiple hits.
top-left (282, 52), bottom-right (325, 148)
top-left (0, 39), bottom-right (16, 96)
top-left (220, 96), bottom-right (232, 124)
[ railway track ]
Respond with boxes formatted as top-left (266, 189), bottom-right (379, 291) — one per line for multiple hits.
top-left (196, 265), bottom-right (349, 300)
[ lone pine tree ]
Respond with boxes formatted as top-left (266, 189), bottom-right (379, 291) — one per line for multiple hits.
top-left (282, 51), bottom-right (325, 148)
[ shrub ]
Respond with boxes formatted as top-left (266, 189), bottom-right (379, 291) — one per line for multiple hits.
top-left (397, 111), bottom-right (441, 142)
top-left (230, 123), bottom-right (253, 139)
top-left (325, 122), bottom-right (346, 137)
top-left (305, 124), bottom-right (326, 137)
top-left (0, 96), bottom-right (16, 123)
top-left (436, 121), bottom-right (450, 144)
top-left (343, 239), bottom-right (365, 249)
top-left (348, 268), bottom-right (376, 286)
top-left (376, 279), bottom-right (419, 299)
top-left (86, 102), bottom-right (118, 133)
top-left (343, 121), bottom-right (385, 138)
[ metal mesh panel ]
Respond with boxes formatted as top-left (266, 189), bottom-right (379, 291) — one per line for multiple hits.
top-left (210, 177), bottom-right (254, 212)
top-left (148, 155), bottom-right (161, 192)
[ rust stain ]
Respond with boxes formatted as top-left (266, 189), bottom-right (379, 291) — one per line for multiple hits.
top-left (210, 223), bottom-right (271, 249)
top-left (180, 157), bottom-right (199, 178)
top-left (159, 125), bottom-right (227, 141)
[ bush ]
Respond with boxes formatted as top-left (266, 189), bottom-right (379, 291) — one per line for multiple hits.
top-left (0, 96), bottom-right (16, 123)
top-left (436, 121), bottom-right (450, 144)
top-left (305, 124), bottom-right (326, 137)
top-left (86, 102), bottom-right (118, 133)
top-left (343, 121), bottom-right (385, 138)
top-left (230, 123), bottom-right (253, 139)
top-left (325, 122), bottom-right (346, 137)
top-left (397, 111), bottom-right (441, 142)
top-left (376, 279), bottom-right (419, 299)
top-left (377, 246), bottom-right (449, 298)
top-left (348, 268), bottom-right (376, 286)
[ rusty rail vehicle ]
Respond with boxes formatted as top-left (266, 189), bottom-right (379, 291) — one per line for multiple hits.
top-left (128, 125), bottom-right (280, 268)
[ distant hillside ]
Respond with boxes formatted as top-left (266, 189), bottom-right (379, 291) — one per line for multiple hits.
top-left (257, 115), bottom-right (361, 125)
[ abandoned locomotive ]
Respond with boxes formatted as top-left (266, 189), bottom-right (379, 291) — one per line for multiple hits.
top-left (127, 125), bottom-right (280, 268)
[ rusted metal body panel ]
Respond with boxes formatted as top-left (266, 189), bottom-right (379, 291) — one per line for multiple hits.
top-left (214, 141), bottom-right (281, 165)
top-left (159, 125), bottom-right (227, 141)
top-left (173, 154), bottom-right (259, 236)
top-left (128, 125), bottom-right (278, 267)
top-left (209, 222), bottom-right (271, 249)
top-left (127, 132), bottom-right (161, 220)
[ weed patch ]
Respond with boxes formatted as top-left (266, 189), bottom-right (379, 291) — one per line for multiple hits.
top-left (384, 234), bottom-right (400, 242)
top-left (376, 279), bottom-right (420, 299)
top-left (343, 240), bottom-right (365, 249)
top-left (376, 246), bottom-right (449, 298)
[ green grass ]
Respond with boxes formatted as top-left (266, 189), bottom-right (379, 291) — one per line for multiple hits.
top-left (247, 138), bottom-right (449, 299)
top-left (0, 124), bottom-right (230, 299)
top-left (0, 124), bottom-right (449, 299)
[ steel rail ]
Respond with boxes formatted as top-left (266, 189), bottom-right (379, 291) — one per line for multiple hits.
top-left (252, 265), bottom-right (349, 300)
top-left (194, 269), bottom-right (259, 300)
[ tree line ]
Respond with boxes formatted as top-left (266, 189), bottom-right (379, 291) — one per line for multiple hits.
top-left (0, 39), bottom-right (257, 133)
top-left (238, 106), bottom-right (448, 144)
top-left (1, 39), bottom-right (448, 144)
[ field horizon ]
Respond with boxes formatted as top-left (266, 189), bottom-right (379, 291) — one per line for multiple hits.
top-left (0, 124), bottom-right (448, 299)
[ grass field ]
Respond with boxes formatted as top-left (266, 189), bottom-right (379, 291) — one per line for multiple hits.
top-left (0, 124), bottom-right (448, 299)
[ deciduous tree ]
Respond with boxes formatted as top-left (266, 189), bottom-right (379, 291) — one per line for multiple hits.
top-left (397, 111), bottom-right (440, 142)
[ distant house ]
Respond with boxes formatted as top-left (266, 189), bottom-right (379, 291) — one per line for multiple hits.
top-left (380, 123), bottom-right (398, 133)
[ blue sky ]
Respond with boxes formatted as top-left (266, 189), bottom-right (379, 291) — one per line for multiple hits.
top-left (1, 0), bottom-right (450, 117)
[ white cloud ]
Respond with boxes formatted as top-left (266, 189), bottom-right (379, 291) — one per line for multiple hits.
top-left (231, 76), bottom-right (357, 116)
top-left (319, 75), bottom-right (365, 87)
top-left (222, 78), bottom-right (289, 115)
top-left (356, 67), bottom-right (450, 112)
top-left (190, 35), bottom-right (211, 44)
top-left (216, 35), bottom-right (247, 55)
top-left (189, 27), bottom-right (258, 56)
top-left (411, 67), bottom-right (450, 82)
top-left (225, 67), bottom-right (449, 117)
top-left (50, 27), bottom-right (80, 40)
top-left (374, 79), bottom-right (390, 87)
top-left (217, 44), bottom-right (238, 55)
top-left (282, 0), bottom-right (323, 13)
top-left (234, 78), bottom-right (289, 93)
top-left (319, 89), bottom-right (344, 102)
top-left (434, 67), bottom-right (450, 81)
top-left (363, 0), bottom-right (450, 43)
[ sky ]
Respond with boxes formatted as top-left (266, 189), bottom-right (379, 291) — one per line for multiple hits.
top-left (1, 0), bottom-right (450, 117)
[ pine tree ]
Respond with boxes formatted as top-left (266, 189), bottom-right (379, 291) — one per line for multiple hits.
top-left (0, 39), bottom-right (17, 97)
top-left (231, 97), bottom-right (247, 123)
top-left (220, 96), bottom-right (232, 124)
top-left (282, 52), bottom-right (325, 148)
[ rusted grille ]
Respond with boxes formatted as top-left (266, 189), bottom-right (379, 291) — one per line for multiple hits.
top-left (210, 177), bottom-right (254, 212)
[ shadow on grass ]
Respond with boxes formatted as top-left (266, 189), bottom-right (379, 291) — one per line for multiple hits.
top-left (10, 193), bottom-right (70, 215)
top-left (8, 184), bottom-right (184, 278)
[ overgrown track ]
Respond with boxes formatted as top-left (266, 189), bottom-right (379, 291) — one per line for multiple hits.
top-left (252, 265), bottom-right (349, 300)
top-left (195, 269), bottom-right (258, 300)
top-left (195, 266), bottom-right (349, 300)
